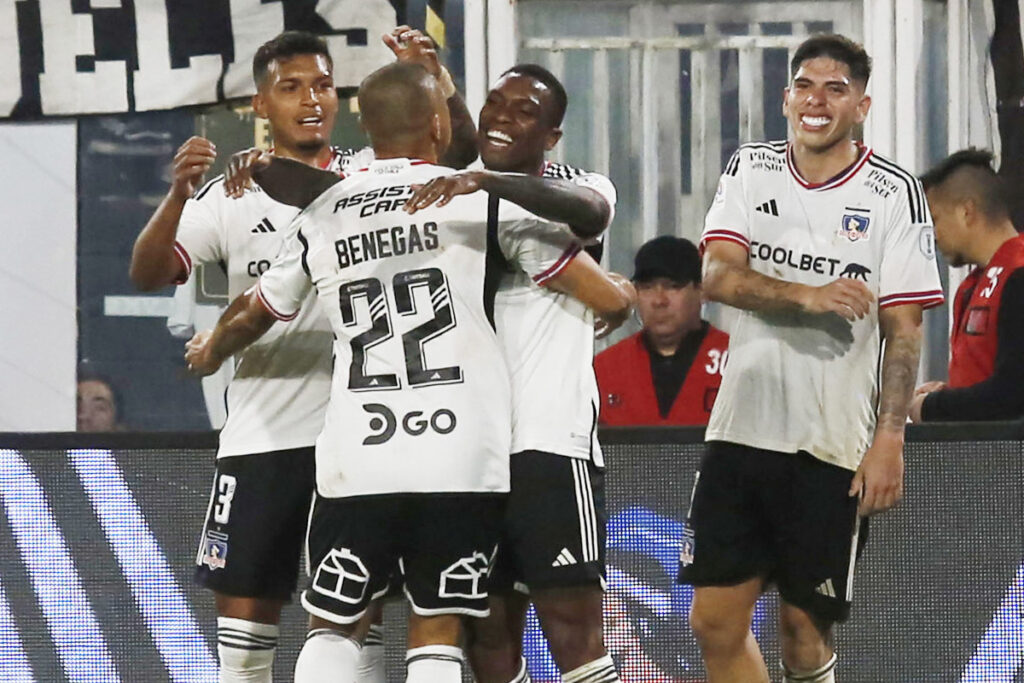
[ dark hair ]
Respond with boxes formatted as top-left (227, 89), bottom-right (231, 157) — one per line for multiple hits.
top-left (920, 148), bottom-right (1011, 222)
top-left (791, 34), bottom-right (871, 86)
top-left (77, 368), bottom-right (121, 419)
top-left (501, 63), bottom-right (568, 127)
top-left (253, 31), bottom-right (332, 87)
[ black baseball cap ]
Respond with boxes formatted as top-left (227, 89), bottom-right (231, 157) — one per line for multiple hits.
top-left (632, 235), bottom-right (701, 285)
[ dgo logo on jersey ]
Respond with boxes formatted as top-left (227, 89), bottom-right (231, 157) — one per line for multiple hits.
top-left (362, 403), bottom-right (457, 445)
top-left (839, 211), bottom-right (871, 241)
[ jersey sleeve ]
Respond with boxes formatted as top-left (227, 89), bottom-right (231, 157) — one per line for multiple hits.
top-left (173, 180), bottom-right (226, 283)
top-left (877, 178), bottom-right (945, 309)
top-left (255, 219), bottom-right (312, 321)
top-left (573, 171), bottom-right (618, 233)
top-left (701, 149), bottom-right (751, 251)
top-left (496, 201), bottom-right (581, 285)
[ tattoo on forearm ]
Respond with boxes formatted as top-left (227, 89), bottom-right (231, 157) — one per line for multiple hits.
top-left (877, 328), bottom-right (921, 430)
top-left (726, 264), bottom-right (804, 312)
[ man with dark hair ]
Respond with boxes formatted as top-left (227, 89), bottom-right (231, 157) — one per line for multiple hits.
top-left (406, 63), bottom-right (624, 683)
top-left (595, 235), bottom-right (729, 426)
top-left (77, 374), bottom-right (123, 432)
top-left (682, 33), bottom-right (942, 682)
top-left (189, 60), bottom-right (633, 683)
top-left (910, 149), bottom-right (1024, 421)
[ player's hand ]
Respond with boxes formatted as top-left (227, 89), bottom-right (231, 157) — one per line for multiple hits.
top-left (184, 330), bottom-right (222, 377)
top-left (849, 429), bottom-right (904, 516)
top-left (223, 148), bottom-right (273, 199)
top-left (800, 278), bottom-right (875, 320)
top-left (908, 381), bottom-right (945, 423)
top-left (405, 171), bottom-right (485, 212)
top-left (383, 26), bottom-right (441, 77)
top-left (171, 136), bottom-right (216, 201)
top-left (595, 273), bottom-right (637, 339)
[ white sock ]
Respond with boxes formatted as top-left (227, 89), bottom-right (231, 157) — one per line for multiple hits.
top-left (356, 623), bottom-right (386, 683)
top-left (783, 653), bottom-right (838, 682)
top-left (562, 654), bottom-right (621, 683)
top-left (510, 656), bottom-right (533, 682)
top-left (294, 628), bottom-right (362, 683)
top-left (217, 617), bottom-right (277, 683)
top-left (405, 644), bottom-right (463, 682)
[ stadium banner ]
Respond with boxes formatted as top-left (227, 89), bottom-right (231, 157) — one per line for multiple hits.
top-left (4, 0), bottom-right (463, 120)
top-left (0, 425), bottom-right (1020, 682)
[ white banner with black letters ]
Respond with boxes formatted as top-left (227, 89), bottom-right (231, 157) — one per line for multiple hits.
top-left (4, 0), bottom-right (404, 119)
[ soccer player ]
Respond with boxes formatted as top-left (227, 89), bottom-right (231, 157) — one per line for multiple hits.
top-left (680, 34), bottom-right (943, 682)
top-left (406, 64), bottom-right (626, 683)
top-left (129, 31), bottom-right (345, 683)
top-left (185, 61), bottom-right (634, 683)
top-left (910, 149), bottom-right (1024, 421)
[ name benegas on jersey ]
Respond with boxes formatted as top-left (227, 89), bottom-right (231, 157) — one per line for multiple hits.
top-left (334, 222), bottom-right (439, 269)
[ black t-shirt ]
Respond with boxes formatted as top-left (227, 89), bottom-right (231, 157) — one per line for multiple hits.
top-left (645, 322), bottom-right (710, 418)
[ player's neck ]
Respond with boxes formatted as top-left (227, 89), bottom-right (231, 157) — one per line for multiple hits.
top-left (373, 142), bottom-right (439, 165)
top-left (273, 144), bottom-right (332, 169)
top-left (974, 222), bottom-right (1020, 266)
top-left (790, 139), bottom-right (860, 184)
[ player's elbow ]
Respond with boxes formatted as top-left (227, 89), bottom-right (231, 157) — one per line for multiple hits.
top-left (701, 258), bottom-right (731, 303)
top-left (129, 260), bottom-right (166, 292)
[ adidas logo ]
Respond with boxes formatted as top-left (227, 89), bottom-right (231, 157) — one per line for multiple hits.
top-left (551, 548), bottom-right (578, 567)
top-left (815, 578), bottom-right (837, 598)
top-left (251, 218), bottom-right (276, 233)
top-left (755, 199), bottom-right (779, 216)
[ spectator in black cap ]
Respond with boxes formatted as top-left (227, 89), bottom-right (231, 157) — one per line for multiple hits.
top-left (595, 235), bottom-right (730, 425)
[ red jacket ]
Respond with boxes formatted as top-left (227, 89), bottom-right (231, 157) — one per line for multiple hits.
top-left (949, 235), bottom-right (1024, 387)
top-left (595, 326), bottom-right (729, 426)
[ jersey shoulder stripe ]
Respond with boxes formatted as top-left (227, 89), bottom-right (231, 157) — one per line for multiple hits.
top-left (542, 161), bottom-right (587, 180)
top-left (193, 174), bottom-right (225, 201)
top-left (866, 154), bottom-right (927, 224)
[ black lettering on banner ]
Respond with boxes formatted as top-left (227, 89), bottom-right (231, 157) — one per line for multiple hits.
top-left (8, 0), bottom-right (407, 119)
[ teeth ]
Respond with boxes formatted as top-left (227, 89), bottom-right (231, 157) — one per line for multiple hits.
top-left (300, 117), bottom-right (321, 124)
top-left (487, 131), bottom-right (512, 144)
top-left (802, 115), bottom-right (830, 127)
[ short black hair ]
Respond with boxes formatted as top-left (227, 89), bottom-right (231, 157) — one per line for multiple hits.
top-left (77, 368), bottom-right (121, 419)
top-left (253, 31), bottom-right (332, 87)
top-left (921, 148), bottom-right (1011, 222)
top-left (791, 34), bottom-right (871, 86)
top-left (501, 63), bottom-right (568, 127)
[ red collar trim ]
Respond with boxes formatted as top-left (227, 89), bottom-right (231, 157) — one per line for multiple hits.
top-left (787, 142), bottom-right (872, 191)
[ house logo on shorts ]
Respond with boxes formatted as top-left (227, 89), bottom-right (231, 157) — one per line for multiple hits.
top-left (439, 552), bottom-right (489, 600)
top-left (201, 530), bottom-right (229, 570)
top-left (311, 548), bottom-right (370, 605)
top-left (839, 209), bottom-right (871, 242)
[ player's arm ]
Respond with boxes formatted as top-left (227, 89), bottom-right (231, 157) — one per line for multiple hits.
top-left (222, 149), bottom-right (342, 208)
top-left (405, 170), bottom-right (610, 239)
top-left (384, 26), bottom-right (477, 169)
top-left (130, 136), bottom-right (216, 290)
top-left (850, 303), bottom-right (922, 515)
top-left (914, 270), bottom-right (1024, 421)
top-left (544, 251), bottom-right (636, 336)
top-left (702, 240), bottom-right (875, 320)
top-left (184, 286), bottom-right (276, 376)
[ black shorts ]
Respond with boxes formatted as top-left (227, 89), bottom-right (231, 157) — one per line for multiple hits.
top-left (677, 441), bottom-right (868, 623)
top-left (490, 451), bottom-right (607, 594)
top-left (194, 447), bottom-right (316, 600)
top-left (302, 492), bottom-right (505, 624)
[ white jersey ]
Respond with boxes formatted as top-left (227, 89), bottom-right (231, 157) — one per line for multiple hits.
top-left (174, 147), bottom-right (352, 458)
top-left (701, 142), bottom-right (944, 471)
top-left (494, 162), bottom-right (617, 466)
top-left (257, 157), bottom-right (574, 499)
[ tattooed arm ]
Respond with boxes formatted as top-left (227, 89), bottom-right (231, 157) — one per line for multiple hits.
top-left (702, 240), bottom-right (875, 320)
top-left (849, 304), bottom-right (922, 516)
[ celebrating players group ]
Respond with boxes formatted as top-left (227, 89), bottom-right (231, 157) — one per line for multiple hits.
top-left (132, 23), bottom-right (944, 683)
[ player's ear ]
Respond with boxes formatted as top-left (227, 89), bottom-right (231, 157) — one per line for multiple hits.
top-left (854, 93), bottom-right (871, 124)
top-left (544, 127), bottom-right (563, 152)
top-left (252, 92), bottom-right (268, 119)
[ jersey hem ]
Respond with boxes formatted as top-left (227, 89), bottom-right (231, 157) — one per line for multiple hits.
top-left (533, 244), bottom-right (582, 285)
top-left (878, 290), bottom-right (945, 309)
top-left (700, 231), bottom-right (750, 251)
top-left (172, 241), bottom-right (192, 284)
top-left (704, 430), bottom-right (860, 472)
top-left (255, 281), bottom-right (299, 321)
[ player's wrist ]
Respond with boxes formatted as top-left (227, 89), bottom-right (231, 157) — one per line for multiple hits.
top-left (438, 65), bottom-right (457, 99)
